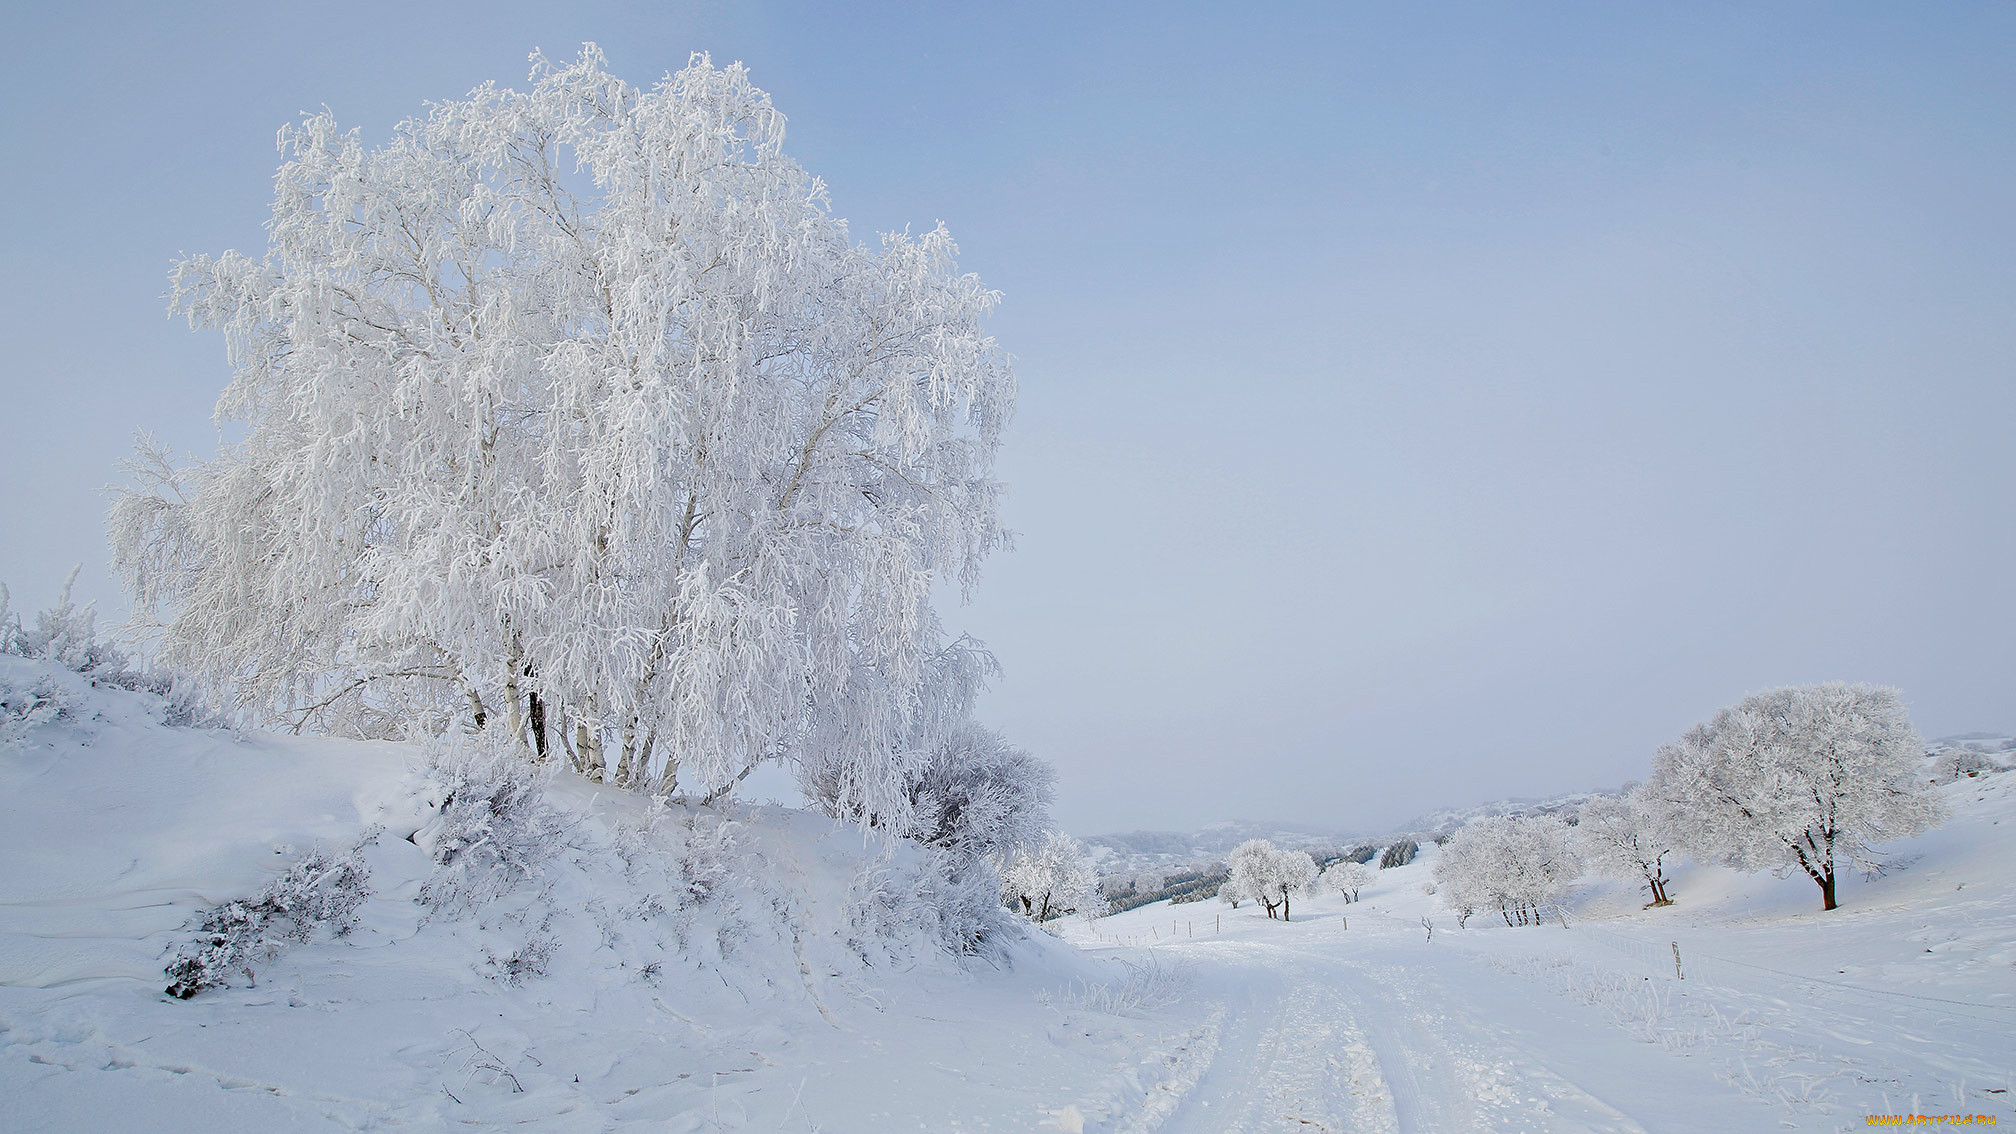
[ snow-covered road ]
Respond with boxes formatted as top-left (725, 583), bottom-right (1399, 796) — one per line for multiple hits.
top-left (1116, 917), bottom-right (1761, 1133)
top-left (1063, 883), bottom-right (2014, 1133)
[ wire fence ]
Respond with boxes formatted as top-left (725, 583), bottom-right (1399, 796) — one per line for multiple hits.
top-left (1563, 918), bottom-right (2016, 1027)
top-left (1087, 900), bottom-right (2015, 1031)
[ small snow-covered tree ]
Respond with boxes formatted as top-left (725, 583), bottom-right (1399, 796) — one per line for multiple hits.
top-left (1651, 683), bottom-right (1946, 911)
top-left (999, 832), bottom-right (1103, 923)
top-left (109, 47), bottom-right (1014, 833)
top-left (1321, 858), bottom-right (1372, 902)
top-left (1576, 786), bottom-right (1679, 907)
top-left (1928, 749), bottom-right (2001, 784)
top-left (1433, 815), bottom-right (1579, 928)
top-left (1226, 841), bottom-right (1274, 916)
top-left (1226, 839), bottom-right (1318, 922)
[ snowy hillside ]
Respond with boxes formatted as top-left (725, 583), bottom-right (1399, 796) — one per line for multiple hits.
top-left (1395, 788), bottom-right (1613, 841)
top-left (0, 656), bottom-right (1196, 1130)
top-left (1083, 822), bottom-right (1364, 876)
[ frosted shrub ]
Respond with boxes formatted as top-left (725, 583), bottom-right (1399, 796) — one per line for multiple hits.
top-left (840, 718), bottom-right (1052, 953)
top-left (485, 927), bottom-right (559, 986)
top-left (0, 667), bottom-right (82, 747)
top-left (0, 583), bottom-right (17, 655)
top-left (895, 721), bottom-right (1054, 864)
top-left (672, 814), bottom-right (739, 908)
top-left (852, 848), bottom-right (1016, 959)
top-left (2, 577), bottom-right (222, 729)
top-left (7, 570), bottom-right (138, 686)
top-left (165, 832), bottom-right (376, 998)
top-left (1064, 953), bottom-right (1189, 1017)
top-left (415, 733), bottom-right (571, 914)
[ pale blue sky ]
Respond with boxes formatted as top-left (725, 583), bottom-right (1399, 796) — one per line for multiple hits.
top-left (3, 2), bottom-right (2011, 833)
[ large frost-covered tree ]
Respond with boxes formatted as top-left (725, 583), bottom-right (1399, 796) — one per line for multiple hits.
top-left (1576, 786), bottom-right (1678, 907)
top-left (109, 47), bottom-right (1014, 827)
top-left (1433, 815), bottom-right (1579, 928)
top-left (1650, 683), bottom-right (1945, 911)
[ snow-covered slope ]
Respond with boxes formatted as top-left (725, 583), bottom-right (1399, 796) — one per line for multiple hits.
top-left (0, 656), bottom-right (1199, 1131)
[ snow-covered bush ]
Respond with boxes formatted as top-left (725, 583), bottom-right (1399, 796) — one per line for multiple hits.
top-left (1434, 815), bottom-right (1579, 928)
top-left (1216, 872), bottom-right (1249, 909)
top-left (164, 831), bottom-right (377, 998)
top-left (850, 846), bottom-right (1019, 958)
top-left (1000, 831), bottom-right (1104, 923)
top-left (110, 47), bottom-right (1016, 832)
top-left (1379, 839), bottom-right (1418, 869)
top-left (1321, 858), bottom-right (1373, 902)
top-left (3, 573), bottom-right (137, 687)
top-left (798, 682), bottom-right (1054, 952)
top-left (5, 570), bottom-right (138, 686)
top-left (892, 721), bottom-right (1054, 864)
top-left (484, 926), bottom-right (559, 986)
top-left (2, 576), bottom-right (222, 730)
top-left (1577, 786), bottom-right (1679, 907)
top-left (670, 813), bottom-right (739, 910)
top-left (1226, 839), bottom-right (1318, 921)
top-left (415, 732), bottom-right (573, 915)
top-left (1650, 683), bottom-right (1948, 911)
top-left (0, 666), bottom-right (82, 747)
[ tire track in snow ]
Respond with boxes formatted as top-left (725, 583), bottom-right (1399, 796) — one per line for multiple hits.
top-left (1278, 939), bottom-right (1653, 1133)
top-left (1147, 941), bottom-right (1396, 1134)
top-left (1127, 926), bottom-right (1675, 1133)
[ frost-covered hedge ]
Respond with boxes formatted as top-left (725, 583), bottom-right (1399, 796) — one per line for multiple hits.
top-left (1379, 839), bottom-right (1418, 869)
